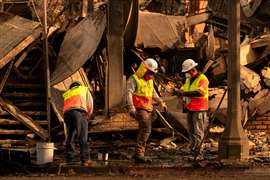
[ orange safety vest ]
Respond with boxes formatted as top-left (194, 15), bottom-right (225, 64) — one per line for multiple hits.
top-left (181, 74), bottom-right (209, 111)
top-left (63, 86), bottom-right (90, 113)
top-left (132, 74), bottom-right (154, 110)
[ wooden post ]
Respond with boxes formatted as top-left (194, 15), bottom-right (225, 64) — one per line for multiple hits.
top-left (106, 0), bottom-right (124, 113)
top-left (43, 0), bottom-right (51, 141)
top-left (219, 0), bottom-right (249, 160)
top-left (82, 0), bottom-right (88, 17)
top-left (0, 60), bottom-right (14, 94)
top-left (88, 0), bottom-right (94, 15)
top-left (0, 0), bottom-right (3, 12)
top-left (81, 0), bottom-right (94, 17)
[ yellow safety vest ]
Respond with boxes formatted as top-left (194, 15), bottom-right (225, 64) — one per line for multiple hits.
top-left (63, 86), bottom-right (89, 113)
top-left (181, 74), bottom-right (209, 111)
top-left (132, 74), bottom-right (154, 110)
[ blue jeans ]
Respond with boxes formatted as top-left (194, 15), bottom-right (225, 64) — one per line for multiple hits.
top-left (64, 109), bottom-right (89, 161)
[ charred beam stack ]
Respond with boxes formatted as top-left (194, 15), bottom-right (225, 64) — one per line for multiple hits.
top-left (0, 47), bottom-right (49, 146)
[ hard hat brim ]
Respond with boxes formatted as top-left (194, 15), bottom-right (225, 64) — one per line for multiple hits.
top-left (148, 68), bottom-right (158, 73)
top-left (182, 63), bottom-right (198, 73)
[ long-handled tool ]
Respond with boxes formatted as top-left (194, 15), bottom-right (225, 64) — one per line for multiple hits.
top-left (193, 88), bottom-right (227, 161)
top-left (155, 109), bottom-right (190, 142)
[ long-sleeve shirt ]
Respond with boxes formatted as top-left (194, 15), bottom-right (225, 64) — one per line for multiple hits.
top-left (126, 76), bottom-right (163, 111)
top-left (86, 90), bottom-right (94, 115)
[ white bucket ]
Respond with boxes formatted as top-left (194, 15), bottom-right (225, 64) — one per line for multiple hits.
top-left (36, 142), bottom-right (55, 165)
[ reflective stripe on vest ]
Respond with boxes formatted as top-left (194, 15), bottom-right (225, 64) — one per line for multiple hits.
top-left (132, 74), bottom-right (154, 110)
top-left (63, 86), bottom-right (88, 113)
top-left (182, 74), bottom-right (209, 111)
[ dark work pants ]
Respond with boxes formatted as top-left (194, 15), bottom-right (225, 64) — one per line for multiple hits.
top-left (64, 109), bottom-right (89, 161)
top-left (187, 111), bottom-right (208, 152)
top-left (135, 109), bottom-right (152, 157)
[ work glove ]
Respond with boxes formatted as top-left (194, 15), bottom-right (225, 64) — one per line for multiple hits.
top-left (161, 102), bottom-right (168, 112)
top-left (129, 106), bottom-right (136, 118)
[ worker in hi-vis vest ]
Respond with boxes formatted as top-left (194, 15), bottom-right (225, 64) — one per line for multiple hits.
top-left (127, 58), bottom-right (167, 163)
top-left (63, 81), bottom-right (93, 166)
top-left (180, 59), bottom-right (209, 154)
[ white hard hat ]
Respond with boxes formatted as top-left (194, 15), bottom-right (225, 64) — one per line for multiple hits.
top-left (182, 59), bottom-right (198, 72)
top-left (144, 58), bottom-right (158, 73)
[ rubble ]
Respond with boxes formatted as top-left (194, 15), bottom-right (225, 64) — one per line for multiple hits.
top-left (247, 131), bottom-right (270, 162)
top-left (159, 137), bottom-right (178, 150)
top-left (2, 0), bottom-right (270, 172)
top-left (261, 67), bottom-right (270, 88)
top-left (240, 65), bottom-right (261, 94)
top-left (135, 11), bottom-right (209, 51)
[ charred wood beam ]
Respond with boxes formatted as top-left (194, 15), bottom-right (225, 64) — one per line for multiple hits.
top-left (26, 57), bottom-right (42, 78)
top-left (2, 92), bottom-right (44, 98)
top-left (0, 97), bottom-right (49, 140)
top-left (4, 83), bottom-right (43, 89)
top-left (0, 0), bottom-right (3, 12)
top-left (0, 119), bottom-right (48, 125)
top-left (187, 12), bottom-right (210, 26)
top-left (13, 67), bottom-right (28, 80)
top-left (50, 101), bottom-right (67, 138)
top-left (0, 139), bottom-right (26, 145)
top-left (0, 111), bottom-right (46, 116)
top-left (0, 129), bottom-right (31, 135)
top-left (0, 27), bottom-right (42, 69)
top-left (207, 16), bottom-right (252, 34)
top-left (13, 101), bottom-right (45, 108)
top-left (14, 41), bottom-right (39, 68)
top-left (0, 60), bottom-right (14, 94)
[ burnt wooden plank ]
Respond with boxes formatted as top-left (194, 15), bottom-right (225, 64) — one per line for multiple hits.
top-left (25, 57), bottom-right (43, 79)
top-left (14, 41), bottom-right (39, 68)
top-left (250, 36), bottom-right (270, 48)
top-left (0, 111), bottom-right (46, 116)
top-left (0, 119), bottom-right (48, 125)
top-left (0, 129), bottom-right (31, 135)
top-left (5, 83), bottom-right (44, 89)
top-left (2, 92), bottom-right (44, 98)
top-left (0, 97), bottom-right (48, 140)
top-left (13, 101), bottom-right (45, 107)
top-left (0, 119), bottom-right (21, 125)
top-left (0, 60), bottom-right (14, 94)
top-left (0, 13), bottom-right (40, 58)
top-left (0, 26), bottom-right (42, 69)
top-left (0, 139), bottom-right (26, 145)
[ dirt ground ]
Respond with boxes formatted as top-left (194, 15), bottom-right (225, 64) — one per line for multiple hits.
top-left (0, 176), bottom-right (270, 180)
top-left (1, 165), bottom-right (270, 180)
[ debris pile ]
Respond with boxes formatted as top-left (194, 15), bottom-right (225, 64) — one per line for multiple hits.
top-left (248, 131), bottom-right (270, 162)
top-left (2, 0), bottom-right (270, 167)
top-left (188, 32), bottom-right (270, 131)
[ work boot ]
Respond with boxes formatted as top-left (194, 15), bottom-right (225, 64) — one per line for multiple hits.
top-left (133, 155), bottom-right (152, 164)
